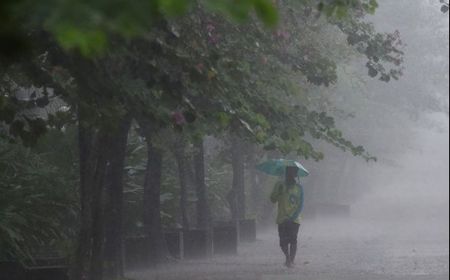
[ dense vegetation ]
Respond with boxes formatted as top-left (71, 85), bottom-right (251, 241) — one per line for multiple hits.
top-left (0, 1), bottom-right (416, 280)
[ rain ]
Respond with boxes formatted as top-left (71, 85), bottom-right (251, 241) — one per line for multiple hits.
top-left (0, 0), bottom-right (448, 280)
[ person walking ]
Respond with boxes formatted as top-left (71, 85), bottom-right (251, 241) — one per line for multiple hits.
top-left (270, 166), bottom-right (304, 268)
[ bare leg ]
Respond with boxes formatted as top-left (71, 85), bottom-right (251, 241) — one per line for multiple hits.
top-left (281, 244), bottom-right (290, 267)
top-left (288, 222), bottom-right (300, 267)
top-left (279, 222), bottom-right (291, 267)
top-left (289, 243), bottom-right (297, 265)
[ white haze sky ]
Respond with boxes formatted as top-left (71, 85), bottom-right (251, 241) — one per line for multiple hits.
top-left (349, 0), bottom-right (449, 245)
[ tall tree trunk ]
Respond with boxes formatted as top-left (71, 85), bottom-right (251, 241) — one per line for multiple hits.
top-left (231, 135), bottom-right (246, 221)
top-left (193, 138), bottom-right (210, 229)
top-left (73, 109), bottom-right (109, 280)
top-left (142, 129), bottom-right (170, 264)
top-left (103, 117), bottom-right (132, 279)
top-left (72, 107), bottom-right (126, 280)
top-left (174, 135), bottom-right (190, 231)
top-left (247, 144), bottom-right (260, 216)
top-left (72, 114), bottom-right (95, 280)
top-left (89, 137), bottom-right (109, 280)
top-left (68, 55), bottom-right (128, 280)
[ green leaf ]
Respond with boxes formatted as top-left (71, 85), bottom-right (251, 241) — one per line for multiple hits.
top-left (369, 0), bottom-right (379, 14)
top-left (54, 24), bottom-right (107, 56)
top-left (253, 0), bottom-right (278, 27)
top-left (217, 112), bottom-right (231, 127)
top-left (335, 6), bottom-right (348, 19)
top-left (159, 0), bottom-right (190, 16)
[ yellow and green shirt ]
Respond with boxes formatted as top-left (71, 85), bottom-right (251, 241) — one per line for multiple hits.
top-left (270, 182), bottom-right (304, 225)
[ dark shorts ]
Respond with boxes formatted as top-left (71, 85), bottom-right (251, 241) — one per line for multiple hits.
top-left (278, 221), bottom-right (300, 247)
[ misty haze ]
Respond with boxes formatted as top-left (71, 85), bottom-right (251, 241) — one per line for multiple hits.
top-left (0, 0), bottom-right (448, 280)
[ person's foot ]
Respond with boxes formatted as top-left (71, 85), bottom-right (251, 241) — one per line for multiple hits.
top-left (289, 257), bottom-right (296, 267)
top-left (285, 259), bottom-right (291, 268)
top-left (285, 258), bottom-right (296, 268)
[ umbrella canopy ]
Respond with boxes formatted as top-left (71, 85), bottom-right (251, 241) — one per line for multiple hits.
top-left (256, 159), bottom-right (309, 177)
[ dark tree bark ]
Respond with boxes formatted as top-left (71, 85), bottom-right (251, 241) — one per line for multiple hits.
top-left (88, 138), bottom-right (108, 280)
top-left (193, 138), bottom-right (211, 229)
top-left (231, 135), bottom-right (246, 221)
top-left (103, 116), bottom-right (132, 279)
top-left (72, 106), bottom-right (110, 280)
top-left (60, 46), bottom-right (132, 280)
top-left (141, 126), bottom-right (170, 264)
top-left (247, 144), bottom-right (260, 215)
top-left (72, 114), bottom-right (95, 280)
top-left (72, 107), bottom-right (129, 280)
top-left (174, 135), bottom-right (190, 231)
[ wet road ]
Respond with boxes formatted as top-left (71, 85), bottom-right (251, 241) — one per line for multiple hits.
top-left (128, 218), bottom-right (449, 280)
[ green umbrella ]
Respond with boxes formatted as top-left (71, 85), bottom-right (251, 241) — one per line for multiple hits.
top-left (256, 159), bottom-right (309, 177)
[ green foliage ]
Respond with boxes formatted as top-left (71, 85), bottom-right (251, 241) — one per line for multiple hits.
top-left (1, 0), bottom-right (402, 161)
top-left (0, 0), bottom-right (387, 58)
top-left (205, 150), bottom-right (234, 220)
top-left (161, 3), bottom-right (384, 160)
top-left (206, 0), bottom-right (278, 26)
top-left (441, 0), bottom-right (449, 13)
top-left (0, 64), bottom-right (76, 146)
top-left (338, 20), bottom-right (404, 82)
top-left (317, 0), bottom-right (379, 17)
top-left (0, 0), bottom-right (278, 57)
top-left (123, 127), bottom-right (185, 234)
top-left (54, 24), bottom-right (108, 57)
top-left (0, 1), bottom-right (409, 277)
top-left (0, 137), bottom-right (77, 263)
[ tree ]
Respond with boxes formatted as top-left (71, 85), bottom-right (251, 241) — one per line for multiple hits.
top-left (0, 135), bottom-right (77, 264)
top-left (172, 133), bottom-right (191, 230)
top-left (0, 0), bottom-right (278, 60)
top-left (441, 0), bottom-right (449, 13)
top-left (193, 138), bottom-right (211, 229)
top-left (103, 116), bottom-right (132, 279)
top-left (0, 1), bottom-right (407, 280)
top-left (140, 123), bottom-right (171, 264)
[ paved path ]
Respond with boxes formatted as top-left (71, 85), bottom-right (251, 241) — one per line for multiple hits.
top-left (128, 218), bottom-right (449, 280)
